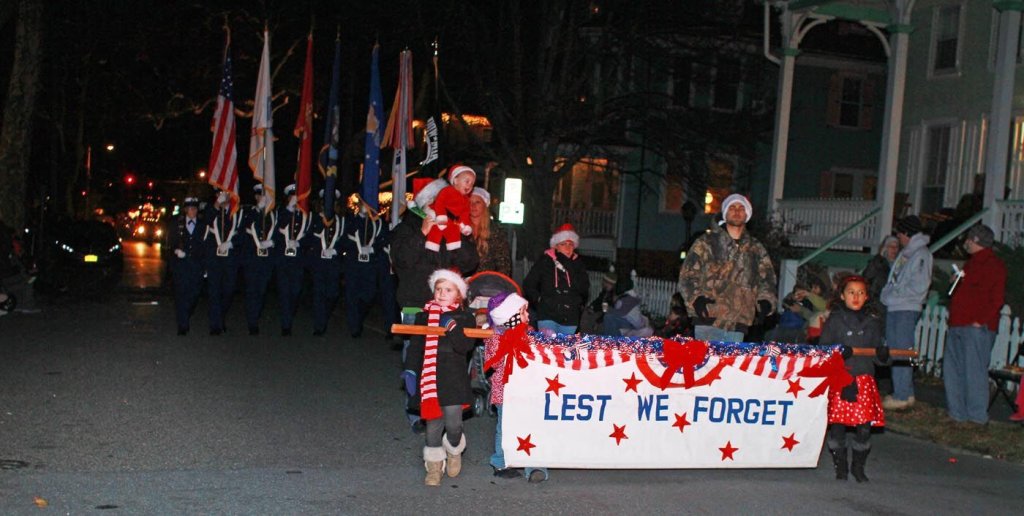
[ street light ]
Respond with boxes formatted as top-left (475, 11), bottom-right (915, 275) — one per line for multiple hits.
top-left (105, 143), bottom-right (115, 152)
top-left (197, 169), bottom-right (207, 180)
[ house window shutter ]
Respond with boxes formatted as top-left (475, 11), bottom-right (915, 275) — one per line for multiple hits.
top-left (826, 72), bottom-right (842, 126)
top-left (819, 170), bottom-right (834, 198)
top-left (859, 77), bottom-right (876, 129)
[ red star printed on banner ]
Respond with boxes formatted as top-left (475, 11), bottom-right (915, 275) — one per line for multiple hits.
top-left (672, 412), bottom-right (691, 433)
top-left (517, 434), bottom-right (536, 456)
top-left (622, 373), bottom-right (643, 393)
top-left (781, 433), bottom-right (800, 451)
top-left (545, 375), bottom-right (566, 396)
top-left (719, 440), bottom-right (739, 461)
top-left (786, 378), bottom-right (805, 398)
top-left (609, 424), bottom-right (629, 445)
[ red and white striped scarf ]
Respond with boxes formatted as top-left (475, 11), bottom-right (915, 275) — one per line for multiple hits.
top-left (419, 300), bottom-right (460, 420)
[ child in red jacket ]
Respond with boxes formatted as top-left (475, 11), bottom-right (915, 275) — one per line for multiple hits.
top-left (425, 165), bottom-right (476, 252)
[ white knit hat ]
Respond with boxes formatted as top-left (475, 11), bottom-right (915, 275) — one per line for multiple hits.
top-left (721, 193), bottom-right (752, 223)
top-left (488, 293), bottom-right (528, 328)
top-left (428, 269), bottom-right (468, 299)
top-left (471, 187), bottom-right (491, 206)
top-left (549, 223), bottom-right (580, 248)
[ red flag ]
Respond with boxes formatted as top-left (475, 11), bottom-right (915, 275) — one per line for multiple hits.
top-left (293, 33), bottom-right (314, 214)
top-left (208, 37), bottom-right (240, 213)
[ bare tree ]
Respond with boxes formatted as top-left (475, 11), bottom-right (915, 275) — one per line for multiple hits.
top-left (0, 0), bottom-right (43, 230)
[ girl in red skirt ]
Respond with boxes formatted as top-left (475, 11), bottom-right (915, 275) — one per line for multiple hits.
top-left (819, 275), bottom-right (891, 482)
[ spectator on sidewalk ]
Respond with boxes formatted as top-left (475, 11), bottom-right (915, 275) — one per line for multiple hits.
top-left (880, 215), bottom-right (933, 410)
top-left (523, 223), bottom-right (590, 335)
top-left (678, 193), bottom-right (776, 343)
top-left (862, 236), bottom-right (900, 322)
top-left (944, 224), bottom-right (1006, 425)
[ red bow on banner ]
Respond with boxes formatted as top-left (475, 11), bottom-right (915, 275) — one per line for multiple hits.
top-left (796, 352), bottom-right (853, 398)
top-left (483, 323), bottom-right (533, 384)
top-left (659, 338), bottom-right (709, 389)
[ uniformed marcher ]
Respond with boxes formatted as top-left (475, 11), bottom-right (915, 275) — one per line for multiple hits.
top-left (275, 184), bottom-right (310, 336)
top-left (342, 203), bottom-right (397, 339)
top-left (203, 189), bottom-right (243, 335)
top-left (240, 184), bottom-right (277, 335)
top-left (167, 196), bottom-right (206, 335)
top-left (308, 189), bottom-right (345, 336)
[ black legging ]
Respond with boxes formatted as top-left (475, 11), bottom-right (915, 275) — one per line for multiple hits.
top-left (828, 423), bottom-right (871, 451)
top-left (425, 405), bottom-right (463, 448)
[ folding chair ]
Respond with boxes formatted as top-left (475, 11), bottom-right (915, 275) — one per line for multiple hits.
top-left (989, 344), bottom-right (1023, 412)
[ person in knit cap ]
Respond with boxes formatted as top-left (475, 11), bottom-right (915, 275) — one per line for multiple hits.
top-left (482, 291), bottom-right (549, 483)
top-left (403, 269), bottom-right (476, 486)
top-left (523, 223), bottom-right (590, 335)
top-left (879, 215), bottom-right (932, 410)
top-left (424, 165), bottom-right (476, 252)
top-left (678, 193), bottom-right (776, 343)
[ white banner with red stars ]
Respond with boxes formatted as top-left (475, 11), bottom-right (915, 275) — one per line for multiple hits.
top-left (501, 344), bottom-right (829, 469)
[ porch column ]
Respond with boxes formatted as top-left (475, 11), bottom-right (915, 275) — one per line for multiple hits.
top-left (768, 47), bottom-right (798, 211)
top-left (983, 3), bottom-right (1022, 229)
top-left (876, 17), bottom-right (912, 238)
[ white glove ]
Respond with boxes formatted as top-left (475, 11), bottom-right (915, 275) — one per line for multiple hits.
top-left (286, 243), bottom-right (298, 254)
top-left (460, 223), bottom-right (473, 236)
top-left (217, 191), bottom-right (229, 205)
top-left (174, 249), bottom-right (186, 259)
top-left (326, 248), bottom-right (338, 258)
top-left (217, 242), bottom-right (232, 254)
top-left (260, 239), bottom-right (274, 250)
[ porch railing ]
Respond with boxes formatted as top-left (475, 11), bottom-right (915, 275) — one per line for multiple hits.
top-left (775, 198), bottom-right (880, 250)
top-left (995, 199), bottom-right (1024, 247)
top-left (552, 207), bottom-right (616, 236)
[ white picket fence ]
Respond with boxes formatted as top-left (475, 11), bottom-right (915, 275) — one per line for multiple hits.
top-left (914, 303), bottom-right (1024, 379)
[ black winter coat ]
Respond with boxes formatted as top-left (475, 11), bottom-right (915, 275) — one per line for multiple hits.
top-left (818, 306), bottom-right (886, 377)
top-left (390, 214), bottom-right (479, 308)
top-left (523, 249), bottom-right (590, 326)
top-left (404, 309), bottom-right (476, 407)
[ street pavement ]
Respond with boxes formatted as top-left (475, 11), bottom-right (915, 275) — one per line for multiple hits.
top-left (1, 248), bottom-right (1022, 514)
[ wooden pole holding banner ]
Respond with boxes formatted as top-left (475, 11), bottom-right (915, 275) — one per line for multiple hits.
top-left (388, 324), bottom-right (918, 357)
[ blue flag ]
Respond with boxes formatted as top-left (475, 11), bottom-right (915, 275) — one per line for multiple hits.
top-left (318, 37), bottom-right (342, 216)
top-left (361, 44), bottom-right (384, 212)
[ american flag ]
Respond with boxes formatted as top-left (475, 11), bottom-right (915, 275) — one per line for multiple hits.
top-left (207, 42), bottom-right (239, 212)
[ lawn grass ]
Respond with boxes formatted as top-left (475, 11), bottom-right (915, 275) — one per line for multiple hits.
top-left (885, 401), bottom-right (1024, 463)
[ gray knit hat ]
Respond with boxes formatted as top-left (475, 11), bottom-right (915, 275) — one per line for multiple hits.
top-left (965, 224), bottom-right (995, 248)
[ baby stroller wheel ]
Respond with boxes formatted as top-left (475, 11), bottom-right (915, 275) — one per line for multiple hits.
top-left (472, 390), bottom-right (488, 418)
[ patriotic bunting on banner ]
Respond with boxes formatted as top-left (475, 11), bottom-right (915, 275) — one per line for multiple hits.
top-left (207, 31), bottom-right (240, 213)
top-left (249, 29), bottom-right (276, 213)
top-left (360, 44), bottom-right (384, 214)
top-left (318, 33), bottom-right (343, 217)
top-left (293, 33), bottom-right (314, 214)
top-left (492, 334), bottom-right (838, 469)
top-left (382, 50), bottom-right (414, 226)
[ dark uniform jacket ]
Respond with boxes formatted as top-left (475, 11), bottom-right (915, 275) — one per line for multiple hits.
top-left (391, 213), bottom-right (479, 308)
top-left (523, 248), bottom-right (590, 326)
top-left (167, 214), bottom-right (206, 261)
top-left (404, 309), bottom-right (476, 406)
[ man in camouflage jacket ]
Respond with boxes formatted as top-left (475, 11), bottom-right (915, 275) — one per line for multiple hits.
top-left (678, 194), bottom-right (776, 340)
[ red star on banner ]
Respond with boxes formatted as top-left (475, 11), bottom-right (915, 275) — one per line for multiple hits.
top-left (517, 434), bottom-right (536, 456)
top-left (719, 440), bottom-right (738, 461)
top-left (609, 424), bottom-right (628, 445)
top-left (672, 412), bottom-right (691, 433)
top-left (622, 373), bottom-right (642, 393)
top-left (545, 375), bottom-right (566, 396)
top-left (781, 433), bottom-right (800, 451)
top-left (786, 378), bottom-right (804, 398)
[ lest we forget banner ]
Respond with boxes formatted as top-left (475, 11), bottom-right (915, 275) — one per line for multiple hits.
top-left (498, 335), bottom-right (842, 469)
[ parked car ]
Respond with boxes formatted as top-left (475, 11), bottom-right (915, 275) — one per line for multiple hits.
top-left (36, 219), bottom-right (124, 291)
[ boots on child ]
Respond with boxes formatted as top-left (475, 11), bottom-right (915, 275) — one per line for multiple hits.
top-left (423, 446), bottom-right (446, 487)
top-left (851, 448), bottom-right (871, 483)
top-left (442, 434), bottom-right (467, 478)
top-left (829, 446), bottom-right (848, 481)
